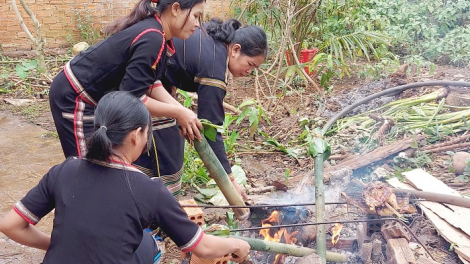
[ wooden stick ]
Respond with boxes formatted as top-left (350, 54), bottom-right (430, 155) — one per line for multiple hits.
top-left (193, 137), bottom-right (249, 219)
top-left (247, 186), bottom-right (275, 194)
top-left (420, 133), bottom-right (470, 151)
top-left (186, 92), bottom-right (241, 114)
top-left (325, 135), bottom-right (424, 172)
top-left (393, 189), bottom-right (470, 208)
top-left (230, 235), bottom-right (348, 262)
top-left (422, 142), bottom-right (470, 153)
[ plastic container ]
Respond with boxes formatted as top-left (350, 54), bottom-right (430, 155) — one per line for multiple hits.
top-left (286, 48), bottom-right (319, 75)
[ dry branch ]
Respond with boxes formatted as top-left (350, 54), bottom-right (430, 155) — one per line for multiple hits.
top-left (325, 136), bottom-right (424, 172)
top-left (419, 133), bottom-right (470, 151)
top-left (11, 0), bottom-right (46, 72)
top-left (186, 92), bottom-right (241, 115)
top-left (422, 142), bottom-right (470, 153)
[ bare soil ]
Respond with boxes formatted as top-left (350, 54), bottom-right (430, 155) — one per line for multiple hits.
top-left (1, 63), bottom-right (469, 263)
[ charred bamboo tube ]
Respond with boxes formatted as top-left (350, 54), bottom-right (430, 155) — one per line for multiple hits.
top-left (315, 155), bottom-right (326, 264)
top-left (193, 136), bottom-right (250, 220)
top-left (230, 235), bottom-right (348, 262)
top-left (393, 189), bottom-right (470, 208)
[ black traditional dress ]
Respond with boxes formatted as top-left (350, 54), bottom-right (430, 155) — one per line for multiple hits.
top-left (49, 15), bottom-right (174, 158)
top-left (134, 26), bottom-right (232, 196)
top-left (14, 158), bottom-right (203, 263)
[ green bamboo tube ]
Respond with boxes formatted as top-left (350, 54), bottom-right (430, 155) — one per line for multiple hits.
top-left (314, 155), bottom-right (326, 264)
top-left (230, 235), bottom-right (348, 262)
top-left (193, 136), bottom-right (250, 220)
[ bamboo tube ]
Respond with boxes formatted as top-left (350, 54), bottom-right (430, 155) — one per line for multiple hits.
top-left (193, 136), bottom-right (250, 220)
top-left (314, 155), bottom-right (326, 264)
top-left (230, 235), bottom-right (348, 262)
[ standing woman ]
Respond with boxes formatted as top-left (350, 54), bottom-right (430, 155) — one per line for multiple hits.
top-left (135, 18), bottom-right (267, 196)
top-left (0, 91), bottom-right (250, 264)
top-left (49, 0), bottom-right (204, 158)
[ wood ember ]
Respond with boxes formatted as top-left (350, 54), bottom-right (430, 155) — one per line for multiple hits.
top-left (381, 221), bottom-right (411, 242)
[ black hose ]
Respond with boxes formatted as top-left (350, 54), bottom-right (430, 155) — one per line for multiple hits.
top-left (322, 81), bottom-right (470, 135)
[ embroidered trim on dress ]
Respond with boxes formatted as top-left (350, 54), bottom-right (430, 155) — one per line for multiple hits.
top-left (74, 97), bottom-right (87, 157)
top-left (151, 116), bottom-right (176, 131)
top-left (194, 77), bottom-right (227, 91)
top-left (89, 159), bottom-right (145, 174)
top-left (14, 201), bottom-right (39, 225)
top-left (158, 166), bottom-right (184, 196)
top-left (64, 61), bottom-right (97, 106)
top-left (181, 228), bottom-right (203, 252)
top-left (62, 113), bottom-right (94, 121)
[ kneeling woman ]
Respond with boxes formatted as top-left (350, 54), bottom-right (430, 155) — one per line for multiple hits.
top-left (0, 91), bottom-right (250, 263)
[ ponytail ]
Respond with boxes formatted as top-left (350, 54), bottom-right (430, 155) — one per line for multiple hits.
top-left (206, 18), bottom-right (242, 43)
top-left (206, 18), bottom-right (268, 58)
top-left (105, 0), bottom-right (205, 36)
top-left (86, 126), bottom-right (113, 162)
top-left (85, 91), bottom-right (151, 162)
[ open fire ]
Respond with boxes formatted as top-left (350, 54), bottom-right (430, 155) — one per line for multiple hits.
top-left (331, 223), bottom-right (343, 245)
top-left (259, 210), bottom-right (299, 264)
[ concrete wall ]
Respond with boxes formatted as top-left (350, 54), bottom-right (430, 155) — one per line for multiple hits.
top-left (0, 0), bottom-right (232, 53)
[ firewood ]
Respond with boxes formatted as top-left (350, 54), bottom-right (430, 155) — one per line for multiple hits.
top-left (325, 135), bottom-right (424, 172)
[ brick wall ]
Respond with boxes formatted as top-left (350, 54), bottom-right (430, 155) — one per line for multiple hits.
top-left (0, 0), bottom-right (232, 53)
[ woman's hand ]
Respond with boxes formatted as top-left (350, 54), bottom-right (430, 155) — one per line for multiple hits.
top-left (176, 107), bottom-right (202, 141)
top-left (230, 239), bottom-right (251, 263)
top-left (232, 180), bottom-right (248, 200)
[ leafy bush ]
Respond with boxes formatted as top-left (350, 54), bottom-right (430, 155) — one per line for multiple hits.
top-left (365, 0), bottom-right (470, 65)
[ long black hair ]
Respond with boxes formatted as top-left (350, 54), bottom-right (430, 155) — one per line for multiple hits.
top-left (206, 18), bottom-right (268, 57)
top-left (105, 0), bottom-right (205, 35)
top-left (85, 91), bottom-right (151, 162)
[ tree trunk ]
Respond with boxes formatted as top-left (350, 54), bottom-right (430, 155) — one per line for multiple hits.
top-left (11, 0), bottom-right (47, 73)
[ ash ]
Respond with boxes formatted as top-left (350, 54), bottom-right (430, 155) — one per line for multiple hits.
top-left (323, 79), bottom-right (398, 118)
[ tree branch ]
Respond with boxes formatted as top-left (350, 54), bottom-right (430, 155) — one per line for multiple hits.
top-left (11, 0), bottom-right (35, 42)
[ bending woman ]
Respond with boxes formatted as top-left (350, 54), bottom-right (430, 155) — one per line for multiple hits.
top-left (134, 18), bottom-right (267, 196)
top-left (0, 91), bottom-right (250, 264)
top-left (49, 0), bottom-right (204, 158)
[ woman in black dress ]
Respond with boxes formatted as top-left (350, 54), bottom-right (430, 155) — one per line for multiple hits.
top-left (49, 0), bottom-right (204, 159)
top-left (0, 91), bottom-right (250, 264)
top-left (134, 18), bottom-right (267, 197)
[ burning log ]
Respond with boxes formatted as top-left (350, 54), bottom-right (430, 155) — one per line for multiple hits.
top-left (230, 235), bottom-right (349, 262)
top-left (193, 136), bottom-right (249, 220)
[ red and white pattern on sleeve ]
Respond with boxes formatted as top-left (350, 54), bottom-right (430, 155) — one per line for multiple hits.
top-left (13, 201), bottom-right (40, 225)
top-left (180, 227), bottom-right (204, 252)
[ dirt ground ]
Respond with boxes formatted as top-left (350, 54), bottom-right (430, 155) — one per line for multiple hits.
top-left (1, 64), bottom-right (470, 263)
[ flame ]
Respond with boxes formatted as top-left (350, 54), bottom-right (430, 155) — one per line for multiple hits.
top-left (331, 223), bottom-right (343, 245)
top-left (259, 210), bottom-right (299, 264)
top-left (259, 210), bottom-right (281, 242)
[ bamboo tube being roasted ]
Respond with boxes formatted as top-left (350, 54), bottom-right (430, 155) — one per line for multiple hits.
top-left (230, 235), bottom-right (348, 262)
top-left (194, 136), bottom-right (250, 220)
